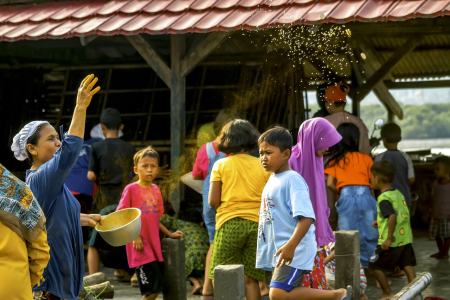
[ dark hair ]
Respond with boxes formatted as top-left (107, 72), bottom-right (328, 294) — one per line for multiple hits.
top-left (182, 208), bottom-right (203, 224)
top-left (328, 123), bottom-right (360, 168)
top-left (134, 146), bottom-right (160, 166)
top-left (316, 82), bottom-right (334, 109)
top-left (100, 108), bottom-right (122, 130)
top-left (333, 102), bottom-right (346, 108)
top-left (213, 109), bottom-right (242, 136)
top-left (266, 123), bottom-right (283, 131)
top-left (258, 127), bottom-right (293, 156)
top-left (26, 124), bottom-right (51, 164)
top-left (217, 119), bottom-right (259, 154)
top-left (435, 156), bottom-right (450, 169)
top-left (381, 123), bottom-right (401, 143)
top-left (371, 160), bottom-right (395, 183)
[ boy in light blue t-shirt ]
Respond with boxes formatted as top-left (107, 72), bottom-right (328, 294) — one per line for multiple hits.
top-left (257, 127), bottom-right (351, 300)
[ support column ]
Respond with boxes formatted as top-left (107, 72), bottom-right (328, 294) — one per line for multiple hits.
top-left (214, 265), bottom-right (246, 300)
top-left (351, 69), bottom-right (361, 117)
top-left (162, 238), bottom-right (187, 300)
top-left (335, 231), bottom-right (360, 300)
top-left (170, 34), bottom-right (186, 215)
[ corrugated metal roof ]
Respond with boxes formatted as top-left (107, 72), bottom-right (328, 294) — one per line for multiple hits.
top-left (0, 0), bottom-right (449, 42)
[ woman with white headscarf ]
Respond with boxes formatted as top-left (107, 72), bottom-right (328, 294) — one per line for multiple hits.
top-left (11, 75), bottom-right (104, 300)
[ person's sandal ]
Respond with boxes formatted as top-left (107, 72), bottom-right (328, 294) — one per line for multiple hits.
top-left (341, 285), bottom-right (352, 300)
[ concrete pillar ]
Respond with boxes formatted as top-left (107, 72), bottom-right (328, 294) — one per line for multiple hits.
top-left (335, 230), bottom-right (360, 300)
top-left (162, 238), bottom-right (187, 300)
top-left (214, 265), bottom-right (245, 300)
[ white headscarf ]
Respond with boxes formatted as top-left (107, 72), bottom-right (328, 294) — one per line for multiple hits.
top-left (11, 121), bottom-right (50, 161)
top-left (90, 124), bottom-right (124, 140)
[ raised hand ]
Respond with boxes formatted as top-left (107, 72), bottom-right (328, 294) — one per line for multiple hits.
top-left (76, 74), bottom-right (101, 109)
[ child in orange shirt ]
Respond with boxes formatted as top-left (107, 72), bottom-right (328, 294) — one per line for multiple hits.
top-left (325, 123), bottom-right (378, 269)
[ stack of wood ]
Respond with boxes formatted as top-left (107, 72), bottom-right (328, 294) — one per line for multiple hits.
top-left (79, 272), bottom-right (114, 300)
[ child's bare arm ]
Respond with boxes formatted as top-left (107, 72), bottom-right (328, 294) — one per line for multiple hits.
top-left (275, 217), bottom-right (314, 268)
top-left (381, 214), bottom-right (396, 250)
top-left (324, 250), bottom-right (335, 265)
top-left (133, 236), bottom-right (144, 252)
top-left (208, 181), bottom-right (222, 210)
top-left (326, 175), bottom-right (339, 194)
top-left (159, 223), bottom-right (183, 239)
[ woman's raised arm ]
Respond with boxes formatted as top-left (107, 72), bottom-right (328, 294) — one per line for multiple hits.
top-left (68, 74), bottom-right (101, 138)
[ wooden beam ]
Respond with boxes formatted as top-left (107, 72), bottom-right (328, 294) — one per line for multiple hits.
top-left (125, 34), bottom-right (172, 89)
top-left (384, 80), bottom-right (450, 89)
top-left (356, 42), bottom-right (404, 119)
top-left (307, 58), bottom-right (345, 83)
top-left (170, 34), bottom-right (186, 215)
top-left (358, 37), bottom-right (423, 100)
top-left (181, 31), bottom-right (232, 77)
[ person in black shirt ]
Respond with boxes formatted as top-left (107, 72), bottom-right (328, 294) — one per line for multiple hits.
top-left (87, 108), bottom-right (135, 276)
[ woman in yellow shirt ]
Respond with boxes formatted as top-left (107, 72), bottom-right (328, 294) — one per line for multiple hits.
top-left (208, 119), bottom-right (271, 300)
top-left (0, 164), bottom-right (50, 300)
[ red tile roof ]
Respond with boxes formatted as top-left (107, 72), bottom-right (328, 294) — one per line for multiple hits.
top-left (0, 0), bottom-right (448, 42)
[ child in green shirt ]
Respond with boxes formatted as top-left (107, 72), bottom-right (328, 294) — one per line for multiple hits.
top-left (369, 160), bottom-right (416, 300)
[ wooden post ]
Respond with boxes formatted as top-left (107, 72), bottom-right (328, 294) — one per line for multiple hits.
top-left (170, 34), bottom-right (186, 215)
top-left (351, 69), bottom-right (361, 117)
top-left (335, 231), bottom-right (360, 300)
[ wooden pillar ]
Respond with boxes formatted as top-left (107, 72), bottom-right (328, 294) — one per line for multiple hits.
top-left (170, 34), bottom-right (186, 214)
top-left (351, 69), bottom-right (361, 117)
top-left (387, 107), bottom-right (395, 123)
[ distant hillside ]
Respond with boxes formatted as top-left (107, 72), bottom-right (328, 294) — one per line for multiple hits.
top-left (309, 103), bottom-right (450, 140)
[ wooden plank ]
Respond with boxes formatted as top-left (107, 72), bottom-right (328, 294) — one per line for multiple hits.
top-left (143, 74), bottom-right (158, 143)
top-left (356, 42), bottom-right (404, 119)
top-left (358, 37), bottom-right (423, 100)
top-left (126, 34), bottom-right (172, 89)
top-left (101, 68), bottom-right (113, 111)
top-left (170, 34), bottom-right (186, 215)
top-left (48, 85), bottom-right (239, 96)
top-left (384, 80), bottom-right (450, 89)
top-left (192, 66), bottom-right (207, 131)
top-left (56, 69), bottom-right (70, 128)
top-left (307, 58), bottom-right (345, 83)
top-left (181, 31), bottom-right (232, 77)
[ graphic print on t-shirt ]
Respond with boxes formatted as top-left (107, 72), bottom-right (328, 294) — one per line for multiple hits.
top-left (140, 197), bottom-right (159, 214)
top-left (258, 197), bottom-right (274, 243)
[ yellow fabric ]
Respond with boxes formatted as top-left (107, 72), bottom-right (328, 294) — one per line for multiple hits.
top-left (197, 122), bottom-right (216, 147)
top-left (0, 221), bottom-right (50, 300)
top-left (211, 154), bottom-right (271, 229)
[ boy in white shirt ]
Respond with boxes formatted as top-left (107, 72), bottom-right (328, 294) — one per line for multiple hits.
top-left (257, 127), bottom-right (351, 300)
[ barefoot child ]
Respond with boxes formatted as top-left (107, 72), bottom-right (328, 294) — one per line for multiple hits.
top-left (325, 123), bottom-right (378, 269)
top-left (208, 119), bottom-right (270, 300)
top-left (429, 156), bottom-right (450, 259)
top-left (257, 127), bottom-right (351, 300)
top-left (370, 161), bottom-right (416, 300)
top-left (117, 147), bottom-right (183, 300)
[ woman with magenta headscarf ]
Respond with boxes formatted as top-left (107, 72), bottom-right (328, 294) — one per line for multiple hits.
top-left (289, 118), bottom-right (342, 290)
top-left (11, 75), bottom-right (104, 300)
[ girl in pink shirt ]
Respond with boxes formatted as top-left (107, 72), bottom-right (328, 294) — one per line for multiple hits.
top-left (117, 147), bottom-right (183, 300)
